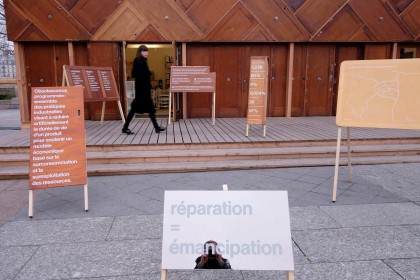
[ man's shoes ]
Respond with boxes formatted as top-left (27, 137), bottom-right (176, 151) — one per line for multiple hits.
top-left (122, 128), bottom-right (134, 135)
top-left (155, 126), bottom-right (166, 133)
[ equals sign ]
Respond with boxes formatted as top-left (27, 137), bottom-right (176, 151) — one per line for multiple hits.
top-left (171, 224), bottom-right (180, 231)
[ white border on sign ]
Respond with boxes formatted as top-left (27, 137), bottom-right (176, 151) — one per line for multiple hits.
top-left (161, 191), bottom-right (294, 271)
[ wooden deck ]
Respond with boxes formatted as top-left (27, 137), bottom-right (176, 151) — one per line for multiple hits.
top-left (1, 117), bottom-right (420, 149)
top-left (2, 116), bottom-right (420, 178)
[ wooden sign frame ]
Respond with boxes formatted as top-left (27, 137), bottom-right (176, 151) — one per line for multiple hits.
top-left (169, 66), bottom-right (216, 125)
top-left (62, 65), bottom-right (125, 124)
top-left (332, 59), bottom-right (420, 202)
top-left (160, 185), bottom-right (295, 280)
top-left (246, 56), bottom-right (269, 137)
top-left (29, 86), bottom-right (88, 217)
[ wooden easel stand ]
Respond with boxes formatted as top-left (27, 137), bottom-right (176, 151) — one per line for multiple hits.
top-left (332, 127), bottom-right (352, 202)
top-left (29, 184), bottom-right (88, 218)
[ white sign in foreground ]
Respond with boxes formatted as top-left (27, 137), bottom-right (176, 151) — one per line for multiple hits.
top-left (161, 191), bottom-right (294, 271)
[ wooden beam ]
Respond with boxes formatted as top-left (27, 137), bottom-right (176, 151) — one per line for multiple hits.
top-left (68, 42), bottom-right (75, 65)
top-left (285, 43), bottom-right (294, 117)
top-left (392, 42), bottom-right (398, 59)
top-left (121, 41), bottom-right (127, 116)
top-left (182, 42), bottom-right (187, 120)
top-left (0, 79), bottom-right (17, 84)
top-left (14, 42), bottom-right (30, 128)
top-left (172, 41), bottom-right (177, 122)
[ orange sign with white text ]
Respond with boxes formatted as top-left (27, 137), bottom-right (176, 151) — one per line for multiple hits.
top-left (29, 87), bottom-right (87, 189)
top-left (247, 57), bottom-right (268, 125)
top-left (170, 66), bottom-right (215, 92)
top-left (63, 65), bottom-right (120, 102)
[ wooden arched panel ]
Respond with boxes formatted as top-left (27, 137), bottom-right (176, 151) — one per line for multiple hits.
top-left (6, 0), bottom-right (419, 42)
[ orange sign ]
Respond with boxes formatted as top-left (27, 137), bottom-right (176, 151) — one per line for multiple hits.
top-left (63, 65), bottom-right (120, 102)
top-left (170, 66), bottom-right (215, 92)
top-left (247, 57), bottom-right (268, 125)
top-left (170, 73), bottom-right (216, 92)
top-left (29, 87), bottom-right (87, 189)
top-left (171, 66), bottom-right (210, 75)
top-left (168, 66), bottom-right (217, 125)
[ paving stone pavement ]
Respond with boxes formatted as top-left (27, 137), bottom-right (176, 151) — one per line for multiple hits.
top-left (0, 109), bottom-right (21, 138)
top-left (1, 106), bottom-right (419, 279)
top-left (1, 163), bottom-right (420, 280)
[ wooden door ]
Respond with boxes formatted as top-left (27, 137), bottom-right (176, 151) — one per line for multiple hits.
top-left (292, 44), bottom-right (335, 116)
top-left (73, 42), bottom-right (89, 66)
top-left (87, 42), bottom-right (122, 120)
top-left (186, 44), bottom-right (212, 117)
top-left (291, 44), bottom-right (307, 116)
top-left (305, 44), bottom-right (335, 116)
top-left (364, 43), bottom-right (393, 59)
top-left (333, 44), bottom-right (363, 115)
top-left (268, 45), bottom-right (288, 116)
top-left (214, 45), bottom-right (244, 117)
top-left (24, 43), bottom-right (69, 119)
top-left (187, 44), bottom-right (244, 118)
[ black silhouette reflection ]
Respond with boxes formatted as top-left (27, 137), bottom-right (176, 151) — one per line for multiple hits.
top-left (194, 240), bottom-right (231, 269)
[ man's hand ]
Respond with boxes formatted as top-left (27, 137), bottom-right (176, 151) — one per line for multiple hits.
top-left (197, 254), bottom-right (208, 268)
top-left (216, 254), bottom-right (224, 266)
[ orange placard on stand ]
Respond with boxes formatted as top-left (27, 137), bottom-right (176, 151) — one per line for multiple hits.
top-left (246, 56), bottom-right (269, 137)
top-left (63, 65), bottom-right (125, 123)
top-left (28, 86), bottom-right (88, 217)
top-left (169, 66), bottom-right (216, 125)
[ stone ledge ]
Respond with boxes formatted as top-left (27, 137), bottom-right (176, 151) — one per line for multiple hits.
top-left (0, 99), bottom-right (19, 109)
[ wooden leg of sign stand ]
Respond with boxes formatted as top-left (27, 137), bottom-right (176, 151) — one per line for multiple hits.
top-left (332, 127), bottom-right (342, 202)
top-left (172, 93), bottom-right (177, 123)
top-left (84, 184), bottom-right (89, 212)
top-left (212, 92), bottom-right (216, 125)
top-left (160, 269), bottom-right (167, 280)
top-left (28, 190), bottom-right (34, 218)
top-left (346, 127), bottom-right (352, 182)
top-left (246, 124), bottom-right (250, 137)
top-left (263, 124), bottom-right (266, 137)
top-left (100, 101), bottom-right (106, 124)
top-left (287, 271), bottom-right (295, 280)
top-left (168, 92), bottom-right (172, 125)
top-left (117, 101), bottom-right (125, 123)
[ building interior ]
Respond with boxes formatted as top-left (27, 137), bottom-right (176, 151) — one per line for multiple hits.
top-left (125, 43), bottom-right (175, 117)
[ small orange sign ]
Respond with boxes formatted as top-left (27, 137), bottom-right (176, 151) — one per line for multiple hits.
top-left (170, 66), bottom-right (215, 92)
top-left (247, 57), bottom-right (268, 125)
top-left (29, 87), bottom-right (87, 189)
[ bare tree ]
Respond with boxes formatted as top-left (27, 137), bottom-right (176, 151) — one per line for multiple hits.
top-left (0, 1), bottom-right (14, 55)
top-left (0, 0), bottom-right (15, 78)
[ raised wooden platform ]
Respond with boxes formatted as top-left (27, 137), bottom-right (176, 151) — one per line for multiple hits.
top-left (1, 117), bottom-right (420, 178)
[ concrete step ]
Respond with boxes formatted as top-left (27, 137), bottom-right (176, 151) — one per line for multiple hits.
top-left (1, 152), bottom-right (420, 179)
top-left (87, 154), bottom-right (420, 176)
top-left (2, 143), bottom-right (420, 167)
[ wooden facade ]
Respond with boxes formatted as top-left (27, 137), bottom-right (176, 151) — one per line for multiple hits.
top-left (4, 0), bottom-right (420, 126)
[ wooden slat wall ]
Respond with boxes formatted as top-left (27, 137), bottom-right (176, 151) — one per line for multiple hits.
top-left (5, 0), bottom-right (420, 42)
